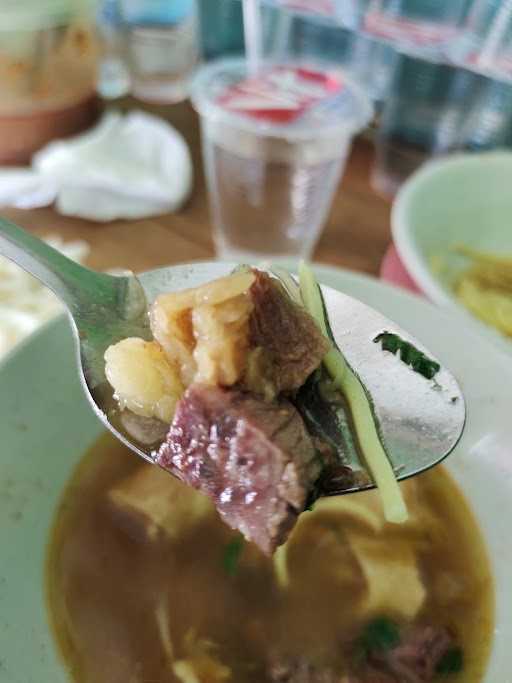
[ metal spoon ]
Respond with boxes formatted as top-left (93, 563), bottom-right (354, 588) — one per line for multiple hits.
top-left (0, 218), bottom-right (465, 494)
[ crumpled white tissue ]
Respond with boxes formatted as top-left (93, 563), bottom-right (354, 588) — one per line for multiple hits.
top-left (0, 169), bottom-right (59, 210)
top-left (0, 110), bottom-right (193, 221)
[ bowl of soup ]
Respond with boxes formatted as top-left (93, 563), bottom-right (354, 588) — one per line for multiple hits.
top-left (0, 264), bottom-right (510, 683)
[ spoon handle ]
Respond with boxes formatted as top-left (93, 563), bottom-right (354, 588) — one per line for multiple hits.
top-left (0, 217), bottom-right (126, 314)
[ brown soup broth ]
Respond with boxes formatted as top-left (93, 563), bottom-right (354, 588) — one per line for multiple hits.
top-left (46, 433), bottom-right (494, 683)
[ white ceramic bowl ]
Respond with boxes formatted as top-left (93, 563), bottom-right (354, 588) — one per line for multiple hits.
top-left (392, 152), bottom-right (512, 356)
top-left (1, 264), bottom-right (510, 682)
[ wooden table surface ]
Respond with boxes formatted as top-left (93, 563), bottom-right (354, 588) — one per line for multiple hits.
top-left (2, 101), bottom-right (391, 275)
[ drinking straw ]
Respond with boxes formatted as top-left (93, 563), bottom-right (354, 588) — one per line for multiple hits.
top-left (243, 0), bottom-right (263, 75)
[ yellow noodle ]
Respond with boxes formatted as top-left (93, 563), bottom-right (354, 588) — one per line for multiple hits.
top-left (451, 245), bottom-right (512, 338)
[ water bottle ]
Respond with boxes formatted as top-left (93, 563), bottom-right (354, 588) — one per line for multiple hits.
top-left (120, 0), bottom-right (200, 103)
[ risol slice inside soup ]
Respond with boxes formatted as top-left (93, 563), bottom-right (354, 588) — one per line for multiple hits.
top-left (46, 433), bottom-right (494, 683)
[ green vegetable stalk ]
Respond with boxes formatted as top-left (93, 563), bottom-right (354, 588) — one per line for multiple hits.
top-left (298, 262), bottom-right (407, 524)
top-left (222, 536), bottom-right (245, 577)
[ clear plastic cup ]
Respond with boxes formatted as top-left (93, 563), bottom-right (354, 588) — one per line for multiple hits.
top-left (458, 75), bottom-right (512, 151)
top-left (190, 57), bottom-right (372, 260)
top-left (363, 0), bottom-right (467, 52)
top-left (346, 34), bottom-right (398, 107)
top-left (371, 52), bottom-right (484, 198)
top-left (449, 0), bottom-right (512, 82)
top-left (262, 0), bottom-right (373, 31)
top-left (264, 9), bottom-right (356, 66)
top-left (119, 0), bottom-right (200, 103)
top-left (263, 10), bottom-right (397, 108)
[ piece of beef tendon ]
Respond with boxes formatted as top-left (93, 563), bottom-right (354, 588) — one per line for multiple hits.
top-left (249, 271), bottom-right (330, 392)
top-left (156, 384), bottom-right (322, 554)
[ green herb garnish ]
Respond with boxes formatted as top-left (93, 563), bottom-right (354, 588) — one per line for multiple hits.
top-left (436, 647), bottom-right (464, 675)
top-left (222, 535), bottom-right (245, 577)
top-left (360, 618), bottom-right (401, 654)
top-left (373, 332), bottom-right (441, 380)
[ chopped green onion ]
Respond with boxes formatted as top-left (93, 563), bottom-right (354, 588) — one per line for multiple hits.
top-left (298, 262), bottom-right (407, 524)
top-left (360, 618), bottom-right (401, 654)
top-left (222, 536), bottom-right (245, 577)
top-left (436, 647), bottom-right (464, 675)
top-left (374, 332), bottom-right (441, 380)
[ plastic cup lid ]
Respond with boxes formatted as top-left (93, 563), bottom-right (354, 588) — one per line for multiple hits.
top-left (190, 57), bottom-right (373, 142)
top-left (1, 0), bottom-right (96, 30)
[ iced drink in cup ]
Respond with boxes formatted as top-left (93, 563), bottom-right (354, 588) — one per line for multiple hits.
top-left (190, 58), bottom-right (372, 260)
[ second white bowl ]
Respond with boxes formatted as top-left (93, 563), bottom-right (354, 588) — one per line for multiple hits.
top-left (392, 151), bottom-right (512, 356)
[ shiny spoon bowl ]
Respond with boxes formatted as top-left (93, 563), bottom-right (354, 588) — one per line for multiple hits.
top-left (0, 217), bottom-right (465, 494)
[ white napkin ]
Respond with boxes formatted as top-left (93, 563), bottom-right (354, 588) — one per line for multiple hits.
top-left (0, 110), bottom-right (193, 221)
top-left (0, 169), bottom-right (59, 209)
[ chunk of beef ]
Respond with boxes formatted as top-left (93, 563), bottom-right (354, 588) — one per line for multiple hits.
top-left (384, 626), bottom-right (454, 683)
top-left (249, 271), bottom-right (330, 392)
top-left (268, 656), bottom-right (339, 682)
top-left (156, 384), bottom-right (321, 554)
top-left (354, 625), bottom-right (455, 683)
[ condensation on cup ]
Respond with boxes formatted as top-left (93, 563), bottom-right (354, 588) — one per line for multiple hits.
top-left (191, 58), bottom-right (372, 260)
